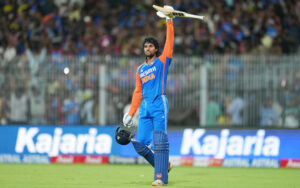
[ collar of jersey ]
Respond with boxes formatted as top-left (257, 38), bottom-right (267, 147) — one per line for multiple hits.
top-left (145, 60), bottom-right (155, 66)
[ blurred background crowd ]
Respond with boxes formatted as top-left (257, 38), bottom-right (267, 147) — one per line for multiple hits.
top-left (0, 0), bottom-right (300, 127)
top-left (0, 0), bottom-right (300, 57)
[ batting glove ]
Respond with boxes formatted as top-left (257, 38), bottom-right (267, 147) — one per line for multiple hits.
top-left (123, 113), bottom-right (133, 128)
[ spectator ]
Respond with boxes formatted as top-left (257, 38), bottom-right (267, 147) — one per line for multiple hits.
top-left (282, 96), bottom-right (299, 128)
top-left (25, 37), bottom-right (48, 76)
top-left (3, 41), bottom-right (16, 63)
top-left (205, 94), bottom-right (221, 126)
top-left (80, 89), bottom-right (95, 124)
top-left (259, 97), bottom-right (279, 127)
top-left (63, 92), bottom-right (80, 125)
top-left (47, 93), bottom-right (65, 124)
top-left (244, 92), bottom-right (260, 127)
top-left (8, 87), bottom-right (29, 124)
top-left (38, 0), bottom-right (58, 16)
top-left (227, 92), bottom-right (244, 126)
top-left (29, 86), bottom-right (46, 125)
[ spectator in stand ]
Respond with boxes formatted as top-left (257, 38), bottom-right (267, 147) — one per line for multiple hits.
top-left (282, 95), bottom-right (299, 128)
top-left (25, 36), bottom-right (48, 75)
top-left (80, 89), bottom-right (95, 125)
top-left (46, 93), bottom-right (65, 124)
top-left (227, 92), bottom-right (244, 126)
top-left (38, 0), bottom-right (58, 16)
top-left (8, 87), bottom-right (29, 124)
top-left (29, 86), bottom-right (46, 125)
top-left (63, 91), bottom-right (80, 125)
top-left (259, 97), bottom-right (279, 127)
top-left (3, 41), bottom-right (17, 65)
top-left (244, 92), bottom-right (260, 127)
top-left (205, 94), bottom-right (221, 126)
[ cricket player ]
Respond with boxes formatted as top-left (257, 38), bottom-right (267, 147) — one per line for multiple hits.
top-left (122, 6), bottom-right (174, 186)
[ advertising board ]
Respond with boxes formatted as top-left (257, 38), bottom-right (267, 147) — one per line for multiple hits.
top-left (0, 126), bottom-right (299, 168)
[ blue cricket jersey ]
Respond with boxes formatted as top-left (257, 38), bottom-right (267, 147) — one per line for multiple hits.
top-left (128, 20), bottom-right (174, 117)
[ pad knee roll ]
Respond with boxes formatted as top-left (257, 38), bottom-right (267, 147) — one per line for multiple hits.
top-left (132, 140), bottom-right (153, 156)
top-left (132, 140), bottom-right (155, 167)
top-left (154, 131), bottom-right (169, 152)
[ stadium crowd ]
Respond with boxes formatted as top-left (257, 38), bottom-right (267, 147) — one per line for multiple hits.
top-left (0, 0), bottom-right (300, 127)
top-left (0, 0), bottom-right (299, 57)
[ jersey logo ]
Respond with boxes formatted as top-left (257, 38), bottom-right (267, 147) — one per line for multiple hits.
top-left (140, 66), bottom-right (156, 78)
top-left (141, 73), bottom-right (155, 83)
top-left (140, 66), bottom-right (157, 84)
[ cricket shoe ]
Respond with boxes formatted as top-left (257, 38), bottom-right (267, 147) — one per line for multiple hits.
top-left (168, 162), bottom-right (173, 173)
top-left (152, 179), bottom-right (166, 186)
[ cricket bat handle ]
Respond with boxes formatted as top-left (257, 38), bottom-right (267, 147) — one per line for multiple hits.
top-left (184, 13), bottom-right (205, 20)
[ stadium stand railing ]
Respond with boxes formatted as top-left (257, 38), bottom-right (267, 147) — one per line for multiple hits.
top-left (0, 55), bottom-right (299, 128)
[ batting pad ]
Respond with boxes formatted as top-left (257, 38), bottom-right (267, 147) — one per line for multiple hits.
top-left (154, 130), bottom-right (169, 184)
top-left (132, 140), bottom-right (154, 167)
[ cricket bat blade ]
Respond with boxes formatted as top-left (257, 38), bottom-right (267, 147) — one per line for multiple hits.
top-left (153, 5), bottom-right (205, 20)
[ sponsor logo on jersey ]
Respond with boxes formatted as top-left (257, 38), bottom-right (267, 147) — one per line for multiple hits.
top-left (141, 73), bottom-right (155, 83)
top-left (140, 66), bottom-right (156, 78)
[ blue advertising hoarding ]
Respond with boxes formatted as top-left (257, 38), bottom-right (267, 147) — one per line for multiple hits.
top-left (121, 129), bottom-right (300, 160)
top-left (0, 126), bottom-right (120, 163)
top-left (0, 126), bottom-right (299, 166)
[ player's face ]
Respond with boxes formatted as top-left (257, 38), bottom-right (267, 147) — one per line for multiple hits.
top-left (144, 42), bottom-right (157, 58)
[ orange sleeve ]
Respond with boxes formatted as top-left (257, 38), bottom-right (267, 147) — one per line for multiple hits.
top-left (159, 20), bottom-right (174, 63)
top-left (128, 68), bottom-right (142, 116)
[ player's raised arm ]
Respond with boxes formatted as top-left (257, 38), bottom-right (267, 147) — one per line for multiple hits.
top-left (158, 7), bottom-right (174, 63)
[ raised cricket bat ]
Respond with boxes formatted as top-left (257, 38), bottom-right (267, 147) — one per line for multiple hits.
top-left (153, 5), bottom-right (205, 20)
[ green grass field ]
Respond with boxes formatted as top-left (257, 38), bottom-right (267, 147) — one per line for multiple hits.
top-left (0, 164), bottom-right (299, 188)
